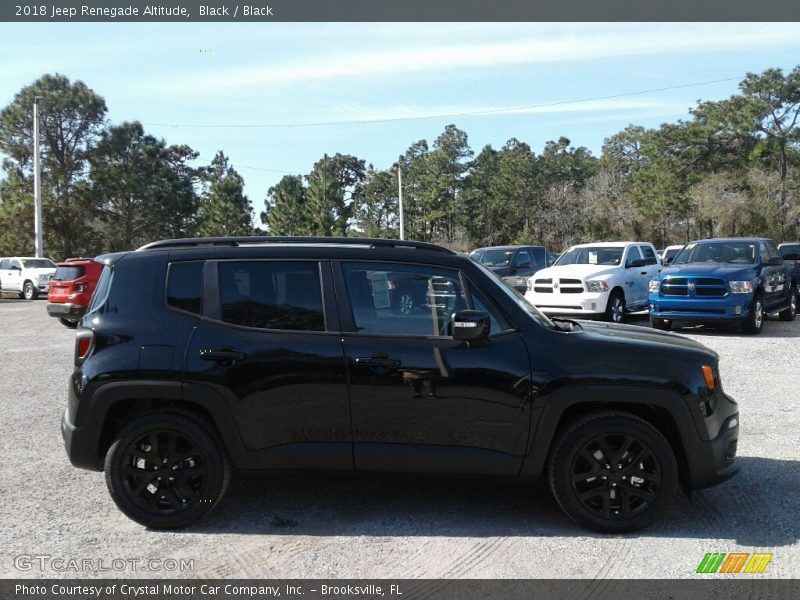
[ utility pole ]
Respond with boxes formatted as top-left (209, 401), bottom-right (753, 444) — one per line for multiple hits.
top-left (33, 96), bottom-right (44, 258)
top-left (397, 164), bottom-right (404, 240)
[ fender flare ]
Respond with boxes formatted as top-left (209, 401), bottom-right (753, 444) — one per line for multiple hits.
top-left (520, 384), bottom-right (697, 478)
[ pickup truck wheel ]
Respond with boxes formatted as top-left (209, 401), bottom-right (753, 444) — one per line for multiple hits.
top-left (742, 293), bottom-right (764, 334)
top-left (778, 285), bottom-right (797, 322)
top-left (22, 281), bottom-right (36, 300)
top-left (548, 411), bottom-right (678, 533)
top-left (392, 289), bottom-right (416, 315)
top-left (604, 292), bottom-right (625, 323)
top-left (650, 317), bottom-right (672, 331)
top-left (104, 412), bottom-right (230, 529)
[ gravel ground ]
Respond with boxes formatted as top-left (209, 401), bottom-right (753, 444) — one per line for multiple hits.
top-left (0, 299), bottom-right (798, 580)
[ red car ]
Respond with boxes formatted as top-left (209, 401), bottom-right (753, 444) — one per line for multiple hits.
top-left (46, 258), bottom-right (103, 328)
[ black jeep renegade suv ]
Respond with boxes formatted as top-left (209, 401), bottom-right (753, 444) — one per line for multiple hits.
top-left (62, 236), bottom-right (740, 532)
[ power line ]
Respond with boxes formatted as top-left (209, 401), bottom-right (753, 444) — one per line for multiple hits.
top-left (144, 75), bottom-right (745, 130)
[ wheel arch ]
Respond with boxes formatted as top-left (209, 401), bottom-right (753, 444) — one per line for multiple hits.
top-left (522, 385), bottom-right (693, 491)
top-left (91, 381), bottom-right (247, 468)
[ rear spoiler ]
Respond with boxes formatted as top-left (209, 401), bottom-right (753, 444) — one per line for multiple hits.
top-left (94, 251), bottom-right (130, 266)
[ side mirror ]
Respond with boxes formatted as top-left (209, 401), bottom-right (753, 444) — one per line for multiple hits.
top-left (627, 259), bottom-right (646, 269)
top-left (10, 265), bottom-right (21, 271)
top-left (663, 257), bottom-right (673, 266)
top-left (768, 256), bottom-right (783, 266)
top-left (451, 310), bottom-right (490, 342)
top-left (516, 261), bottom-right (532, 270)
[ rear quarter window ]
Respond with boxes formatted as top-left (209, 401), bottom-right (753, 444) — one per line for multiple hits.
top-left (87, 265), bottom-right (112, 313)
top-left (166, 262), bottom-right (204, 315)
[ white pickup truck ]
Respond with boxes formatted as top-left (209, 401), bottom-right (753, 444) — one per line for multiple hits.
top-left (524, 241), bottom-right (661, 322)
top-left (0, 256), bottom-right (57, 300)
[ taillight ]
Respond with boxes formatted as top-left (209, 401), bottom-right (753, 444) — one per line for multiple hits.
top-left (75, 332), bottom-right (94, 364)
top-left (74, 282), bottom-right (87, 292)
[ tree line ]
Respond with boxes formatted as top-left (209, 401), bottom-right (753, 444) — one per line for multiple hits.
top-left (1, 68), bottom-right (799, 260)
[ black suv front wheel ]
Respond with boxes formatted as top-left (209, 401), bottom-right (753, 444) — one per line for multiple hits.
top-left (548, 411), bottom-right (678, 533)
top-left (104, 412), bottom-right (230, 529)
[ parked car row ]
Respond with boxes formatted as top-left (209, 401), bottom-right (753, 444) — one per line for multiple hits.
top-left (468, 237), bottom-right (800, 335)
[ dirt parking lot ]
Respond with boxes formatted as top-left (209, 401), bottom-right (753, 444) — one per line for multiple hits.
top-left (1, 299), bottom-right (798, 579)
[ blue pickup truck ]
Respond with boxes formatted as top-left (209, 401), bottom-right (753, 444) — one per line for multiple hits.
top-left (648, 237), bottom-right (799, 334)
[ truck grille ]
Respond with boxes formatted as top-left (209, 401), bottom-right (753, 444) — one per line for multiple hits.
top-left (533, 278), bottom-right (584, 294)
top-left (661, 276), bottom-right (727, 298)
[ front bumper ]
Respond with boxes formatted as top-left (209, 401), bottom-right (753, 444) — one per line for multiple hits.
top-left (683, 388), bottom-right (740, 490)
top-left (649, 293), bottom-right (751, 322)
top-left (47, 302), bottom-right (86, 320)
top-left (525, 291), bottom-right (608, 316)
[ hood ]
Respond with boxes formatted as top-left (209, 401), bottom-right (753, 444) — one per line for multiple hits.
top-left (31, 267), bottom-right (56, 276)
top-left (574, 319), bottom-right (716, 357)
top-left (661, 263), bottom-right (755, 278)
top-left (532, 263), bottom-right (618, 281)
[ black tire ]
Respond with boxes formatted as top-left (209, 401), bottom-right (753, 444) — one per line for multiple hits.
top-left (741, 292), bottom-right (764, 334)
top-left (778, 285), bottom-right (797, 322)
top-left (548, 411), bottom-right (678, 533)
top-left (22, 281), bottom-right (36, 301)
top-left (650, 317), bottom-right (672, 331)
top-left (59, 318), bottom-right (78, 329)
top-left (604, 291), bottom-right (626, 324)
top-left (104, 412), bottom-right (230, 529)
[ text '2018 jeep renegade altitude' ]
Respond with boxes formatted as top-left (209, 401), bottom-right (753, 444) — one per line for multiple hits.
top-left (62, 237), bottom-right (740, 532)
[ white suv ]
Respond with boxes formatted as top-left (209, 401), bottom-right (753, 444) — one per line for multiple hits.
top-left (0, 256), bottom-right (57, 300)
top-left (524, 242), bottom-right (661, 322)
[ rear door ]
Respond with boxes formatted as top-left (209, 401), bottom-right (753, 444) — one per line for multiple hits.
top-left (638, 245), bottom-right (661, 306)
top-left (335, 260), bottom-right (532, 476)
top-left (183, 258), bottom-right (352, 471)
top-left (7, 259), bottom-right (23, 291)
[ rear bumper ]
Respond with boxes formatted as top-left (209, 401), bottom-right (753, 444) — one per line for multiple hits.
top-left (47, 302), bottom-right (86, 320)
top-left (649, 293), bottom-right (751, 322)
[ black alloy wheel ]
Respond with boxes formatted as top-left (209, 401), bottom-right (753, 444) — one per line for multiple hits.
top-left (105, 412), bottom-right (229, 529)
top-left (548, 412), bottom-right (677, 532)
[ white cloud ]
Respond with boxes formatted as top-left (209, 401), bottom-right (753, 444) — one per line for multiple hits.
top-left (158, 24), bottom-right (800, 92)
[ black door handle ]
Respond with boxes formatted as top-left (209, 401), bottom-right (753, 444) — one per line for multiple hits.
top-left (355, 357), bottom-right (401, 368)
top-left (640, 271), bottom-right (647, 275)
top-left (201, 349), bottom-right (247, 362)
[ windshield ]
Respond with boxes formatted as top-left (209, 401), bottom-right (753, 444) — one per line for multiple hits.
top-left (673, 242), bottom-right (756, 265)
top-left (473, 261), bottom-right (555, 330)
top-left (22, 259), bottom-right (55, 269)
top-left (555, 246), bottom-right (623, 266)
top-left (471, 248), bottom-right (514, 268)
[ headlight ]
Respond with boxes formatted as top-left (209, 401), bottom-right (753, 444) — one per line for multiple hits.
top-left (648, 280), bottom-right (660, 293)
top-left (729, 281), bottom-right (753, 294)
top-left (585, 280), bottom-right (608, 293)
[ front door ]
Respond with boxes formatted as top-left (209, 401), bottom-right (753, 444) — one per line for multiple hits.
top-left (335, 261), bottom-right (532, 476)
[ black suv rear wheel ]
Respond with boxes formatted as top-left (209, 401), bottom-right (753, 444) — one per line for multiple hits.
top-left (548, 411), bottom-right (678, 533)
top-left (104, 412), bottom-right (230, 529)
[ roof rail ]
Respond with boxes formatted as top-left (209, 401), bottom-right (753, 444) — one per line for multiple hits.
top-left (137, 236), bottom-right (456, 254)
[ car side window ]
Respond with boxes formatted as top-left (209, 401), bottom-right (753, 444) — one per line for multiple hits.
top-left (166, 262), bottom-right (204, 315)
top-left (625, 246), bottom-right (643, 267)
top-left (467, 283), bottom-right (511, 334)
top-left (342, 262), bottom-right (467, 337)
top-left (640, 245), bottom-right (658, 265)
top-left (514, 251), bottom-right (532, 269)
top-left (759, 244), bottom-right (771, 265)
top-left (765, 241), bottom-right (781, 261)
top-left (0, 259), bottom-right (8, 270)
top-left (217, 261), bottom-right (324, 331)
top-left (10, 259), bottom-right (22, 270)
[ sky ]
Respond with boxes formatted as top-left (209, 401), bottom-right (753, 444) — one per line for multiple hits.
top-left (2, 22), bottom-right (800, 216)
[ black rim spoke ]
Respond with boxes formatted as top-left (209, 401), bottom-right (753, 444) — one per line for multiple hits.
top-left (122, 429), bottom-right (206, 514)
top-left (571, 431), bottom-right (661, 521)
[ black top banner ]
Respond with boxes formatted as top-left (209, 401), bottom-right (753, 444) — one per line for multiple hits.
top-left (3, 0), bottom-right (800, 22)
